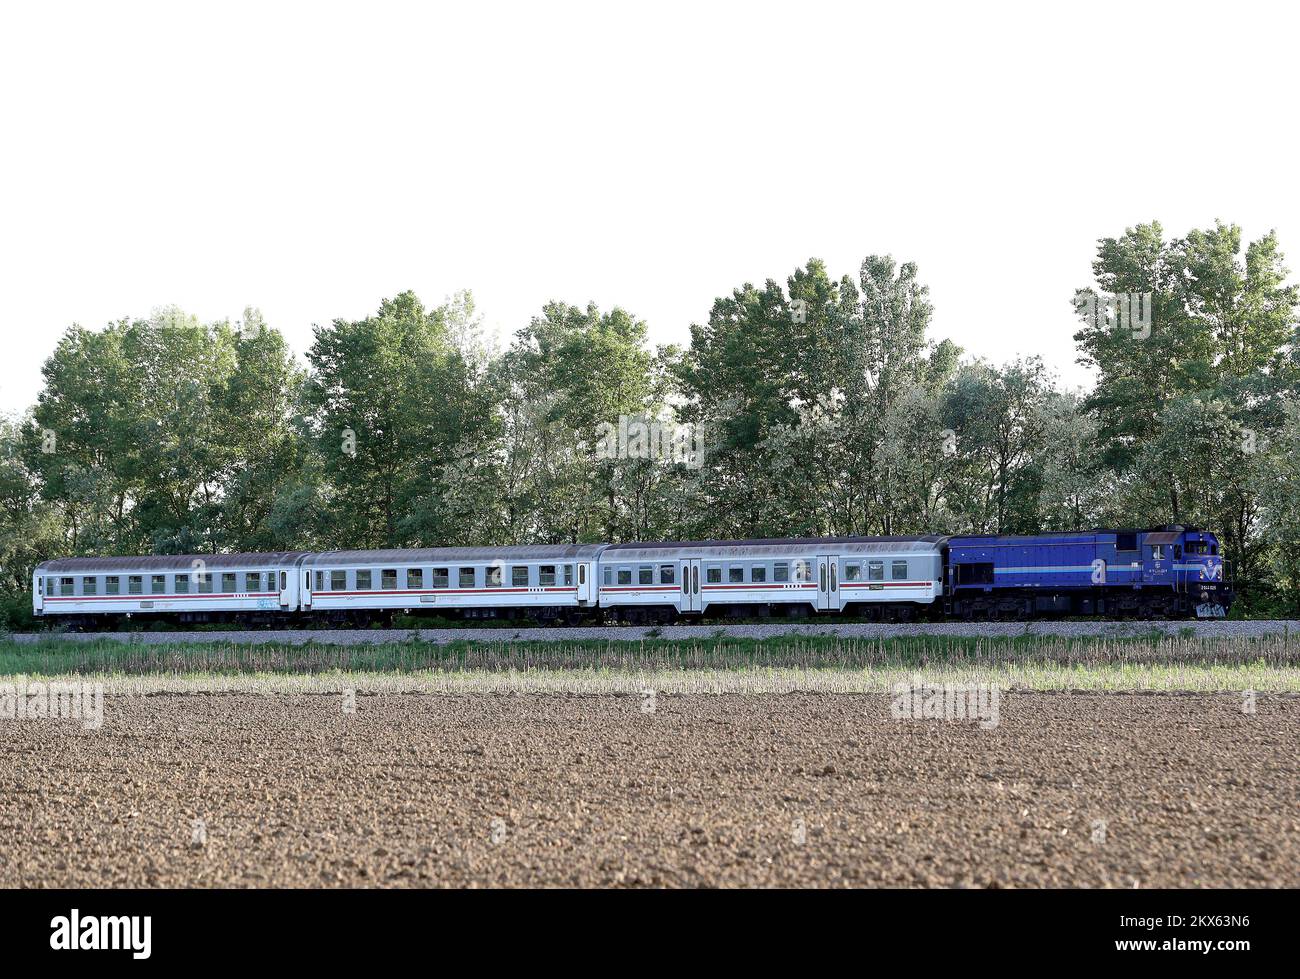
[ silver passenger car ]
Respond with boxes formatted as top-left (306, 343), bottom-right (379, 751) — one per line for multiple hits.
top-left (33, 552), bottom-right (308, 622)
top-left (299, 545), bottom-right (606, 620)
top-left (596, 536), bottom-right (946, 621)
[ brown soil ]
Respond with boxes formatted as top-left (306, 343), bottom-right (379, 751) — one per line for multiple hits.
top-left (1, 692), bottom-right (1296, 887)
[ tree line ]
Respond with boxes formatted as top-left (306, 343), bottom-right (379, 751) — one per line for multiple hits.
top-left (3, 219), bottom-right (1298, 622)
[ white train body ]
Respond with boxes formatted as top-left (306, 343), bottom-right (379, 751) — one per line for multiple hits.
top-left (33, 553), bottom-right (306, 621)
top-left (596, 537), bottom-right (944, 620)
top-left (32, 536), bottom-right (945, 625)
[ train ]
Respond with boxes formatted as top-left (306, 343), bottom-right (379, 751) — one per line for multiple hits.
top-left (31, 526), bottom-right (1232, 629)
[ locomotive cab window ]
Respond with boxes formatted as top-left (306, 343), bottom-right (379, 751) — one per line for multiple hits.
top-left (1151, 545), bottom-right (1164, 561)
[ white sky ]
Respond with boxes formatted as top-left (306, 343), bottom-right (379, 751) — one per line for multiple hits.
top-left (1, 0), bottom-right (1295, 414)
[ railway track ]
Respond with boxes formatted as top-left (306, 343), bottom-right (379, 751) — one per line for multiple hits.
top-left (12, 619), bottom-right (1300, 645)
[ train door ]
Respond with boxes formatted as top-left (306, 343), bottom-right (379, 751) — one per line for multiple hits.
top-left (680, 558), bottom-right (702, 613)
top-left (278, 568), bottom-right (291, 609)
top-left (576, 562), bottom-right (594, 604)
top-left (33, 571), bottom-right (43, 615)
top-left (302, 568), bottom-right (313, 609)
top-left (817, 554), bottom-right (839, 611)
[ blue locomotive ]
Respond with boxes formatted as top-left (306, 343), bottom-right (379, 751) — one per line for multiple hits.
top-left (945, 526), bottom-right (1230, 620)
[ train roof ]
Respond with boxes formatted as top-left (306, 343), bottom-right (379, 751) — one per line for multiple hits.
top-left (302, 544), bottom-right (609, 566)
top-left (602, 536), bottom-right (946, 560)
top-left (35, 551), bottom-right (309, 574)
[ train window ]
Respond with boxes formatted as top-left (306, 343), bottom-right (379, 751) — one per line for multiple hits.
top-left (356, 569), bottom-right (373, 589)
top-left (1116, 533), bottom-right (1138, 551)
top-left (660, 564), bottom-right (675, 584)
top-left (729, 566), bottom-right (744, 583)
top-left (512, 567), bottom-right (529, 587)
top-left (128, 575), bottom-right (142, 594)
top-left (381, 569), bottom-right (398, 590)
top-left (794, 561), bottom-right (811, 582)
top-left (175, 575), bottom-right (189, 594)
top-left (106, 576), bottom-right (120, 595)
top-left (198, 573), bottom-right (213, 594)
top-left (565, 565), bottom-right (575, 586)
top-left (617, 568), bottom-right (632, 585)
top-left (844, 562), bottom-right (860, 581)
top-left (486, 565), bottom-right (503, 587)
top-left (82, 576), bottom-right (97, 595)
top-left (407, 568), bottom-right (423, 589)
top-left (331, 570), bottom-right (346, 590)
top-left (603, 567), bottom-right (613, 586)
top-left (432, 567), bottom-right (449, 588)
top-left (219, 573), bottom-right (235, 592)
top-left (868, 561), bottom-right (884, 581)
top-left (1151, 545), bottom-right (1164, 561)
top-left (151, 575), bottom-right (165, 594)
top-left (639, 566), bottom-right (653, 585)
top-left (774, 563), bottom-right (789, 583)
top-left (1211, 544), bottom-right (1217, 555)
top-left (892, 560), bottom-right (908, 580)
top-left (539, 565), bottom-right (556, 586)
top-left (280, 571), bottom-right (288, 590)
top-left (706, 565), bottom-right (721, 583)
top-left (459, 568), bottom-right (475, 588)
top-left (315, 571), bottom-right (326, 591)
top-left (752, 565), bottom-right (766, 583)
top-left (60, 576), bottom-right (75, 596)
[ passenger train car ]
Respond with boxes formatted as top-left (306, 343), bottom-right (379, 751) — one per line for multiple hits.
top-left (31, 526), bottom-right (1231, 629)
